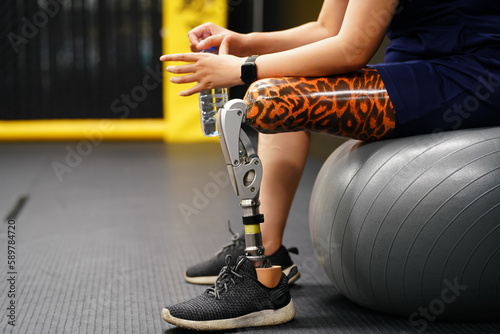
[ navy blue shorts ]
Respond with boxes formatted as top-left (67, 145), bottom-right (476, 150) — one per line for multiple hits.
top-left (372, 53), bottom-right (500, 138)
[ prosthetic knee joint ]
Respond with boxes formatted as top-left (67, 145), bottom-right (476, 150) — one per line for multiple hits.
top-left (217, 99), bottom-right (269, 268)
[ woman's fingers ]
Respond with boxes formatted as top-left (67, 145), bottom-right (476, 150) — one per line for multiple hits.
top-left (219, 35), bottom-right (232, 55)
top-left (187, 22), bottom-right (227, 51)
top-left (197, 34), bottom-right (226, 51)
top-left (166, 63), bottom-right (197, 74)
top-left (179, 84), bottom-right (205, 97)
top-left (187, 23), bottom-right (212, 44)
top-left (187, 28), bottom-right (205, 47)
top-left (169, 73), bottom-right (198, 84)
top-left (159, 51), bottom-right (243, 96)
top-left (159, 53), bottom-right (203, 62)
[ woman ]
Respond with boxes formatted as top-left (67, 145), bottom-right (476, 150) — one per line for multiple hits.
top-left (160, 0), bottom-right (500, 330)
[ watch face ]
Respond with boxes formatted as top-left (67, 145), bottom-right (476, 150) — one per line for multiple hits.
top-left (242, 63), bottom-right (257, 84)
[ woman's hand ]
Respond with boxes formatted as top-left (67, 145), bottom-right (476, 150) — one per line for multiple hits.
top-left (188, 22), bottom-right (248, 56)
top-left (160, 36), bottom-right (245, 96)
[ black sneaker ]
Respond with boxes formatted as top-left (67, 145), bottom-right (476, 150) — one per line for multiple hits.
top-left (163, 256), bottom-right (296, 331)
top-left (184, 224), bottom-right (301, 285)
top-left (268, 245), bottom-right (301, 285)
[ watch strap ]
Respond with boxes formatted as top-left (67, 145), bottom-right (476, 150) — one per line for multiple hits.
top-left (245, 55), bottom-right (259, 64)
top-left (240, 55), bottom-right (259, 85)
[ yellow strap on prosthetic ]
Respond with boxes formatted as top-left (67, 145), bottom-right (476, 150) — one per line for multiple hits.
top-left (244, 224), bottom-right (261, 235)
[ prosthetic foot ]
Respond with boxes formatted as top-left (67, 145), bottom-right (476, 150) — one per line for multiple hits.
top-left (217, 99), bottom-right (282, 287)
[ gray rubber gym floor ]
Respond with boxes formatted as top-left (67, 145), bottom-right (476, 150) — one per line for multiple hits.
top-left (1, 141), bottom-right (499, 333)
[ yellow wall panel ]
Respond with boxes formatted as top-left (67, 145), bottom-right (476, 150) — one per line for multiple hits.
top-left (163, 0), bottom-right (227, 142)
top-left (0, 119), bottom-right (165, 141)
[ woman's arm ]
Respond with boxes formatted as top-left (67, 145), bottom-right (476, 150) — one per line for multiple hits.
top-left (256, 0), bottom-right (398, 77)
top-left (190, 0), bottom-right (349, 56)
top-left (161, 0), bottom-right (398, 96)
top-left (238, 0), bottom-right (349, 55)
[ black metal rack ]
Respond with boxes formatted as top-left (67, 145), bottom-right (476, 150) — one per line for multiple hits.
top-left (1, 0), bottom-right (163, 120)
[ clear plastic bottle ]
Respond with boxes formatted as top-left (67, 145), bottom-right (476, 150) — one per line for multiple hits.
top-left (198, 47), bottom-right (228, 137)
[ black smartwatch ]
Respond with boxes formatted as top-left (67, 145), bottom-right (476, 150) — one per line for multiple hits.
top-left (240, 55), bottom-right (259, 85)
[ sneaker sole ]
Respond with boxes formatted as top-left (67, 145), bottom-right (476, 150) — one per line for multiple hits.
top-left (184, 273), bottom-right (218, 285)
top-left (282, 265), bottom-right (300, 285)
top-left (185, 265), bottom-right (301, 285)
top-left (162, 299), bottom-right (295, 331)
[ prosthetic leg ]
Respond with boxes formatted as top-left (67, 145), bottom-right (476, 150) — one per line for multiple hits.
top-left (217, 99), bottom-right (282, 288)
top-left (216, 71), bottom-right (396, 288)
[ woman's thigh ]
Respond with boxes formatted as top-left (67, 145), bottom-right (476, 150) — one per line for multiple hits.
top-left (244, 69), bottom-right (396, 141)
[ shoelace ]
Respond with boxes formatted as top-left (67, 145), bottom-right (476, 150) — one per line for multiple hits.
top-left (207, 255), bottom-right (243, 300)
top-left (215, 221), bottom-right (243, 255)
top-left (216, 221), bottom-right (300, 260)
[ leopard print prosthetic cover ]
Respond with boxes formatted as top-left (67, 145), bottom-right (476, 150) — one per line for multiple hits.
top-left (244, 69), bottom-right (396, 141)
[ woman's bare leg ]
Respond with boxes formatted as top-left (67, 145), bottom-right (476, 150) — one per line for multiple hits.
top-left (258, 131), bottom-right (311, 256)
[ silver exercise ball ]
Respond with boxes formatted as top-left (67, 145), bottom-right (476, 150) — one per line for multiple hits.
top-left (310, 127), bottom-right (500, 321)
